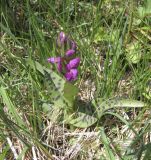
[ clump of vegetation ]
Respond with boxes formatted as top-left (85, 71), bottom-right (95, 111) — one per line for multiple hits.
top-left (0, 0), bottom-right (150, 159)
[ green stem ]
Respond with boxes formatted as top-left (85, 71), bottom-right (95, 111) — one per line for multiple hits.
top-left (125, 0), bottom-right (134, 44)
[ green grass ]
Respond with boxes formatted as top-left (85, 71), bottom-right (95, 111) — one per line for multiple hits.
top-left (0, 0), bottom-right (151, 159)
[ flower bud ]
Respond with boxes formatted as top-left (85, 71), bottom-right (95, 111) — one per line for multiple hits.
top-left (65, 49), bottom-right (75, 56)
top-left (70, 41), bottom-right (77, 51)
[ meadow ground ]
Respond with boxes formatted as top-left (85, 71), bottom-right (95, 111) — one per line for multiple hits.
top-left (0, 0), bottom-right (151, 159)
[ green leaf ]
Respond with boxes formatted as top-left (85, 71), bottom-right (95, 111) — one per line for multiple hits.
top-left (93, 27), bottom-right (106, 43)
top-left (95, 98), bottom-right (146, 118)
top-left (0, 87), bottom-right (25, 127)
top-left (67, 98), bottom-right (146, 128)
top-left (64, 82), bottom-right (79, 106)
top-left (99, 127), bottom-right (116, 160)
top-left (0, 145), bottom-right (10, 160)
top-left (67, 112), bottom-right (97, 128)
top-left (142, 87), bottom-right (151, 100)
top-left (44, 66), bottom-right (78, 111)
top-left (138, 0), bottom-right (151, 18)
top-left (142, 143), bottom-right (151, 160)
top-left (126, 42), bottom-right (142, 64)
top-left (29, 61), bottom-right (78, 112)
top-left (42, 103), bottom-right (53, 114)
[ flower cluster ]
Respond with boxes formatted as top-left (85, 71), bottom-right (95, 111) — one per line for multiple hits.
top-left (48, 32), bottom-right (80, 81)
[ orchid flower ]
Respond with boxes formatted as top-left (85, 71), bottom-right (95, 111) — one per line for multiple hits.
top-left (65, 69), bottom-right (78, 81)
top-left (48, 32), bottom-right (80, 81)
top-left (66, 58), bottom-right (80, 70)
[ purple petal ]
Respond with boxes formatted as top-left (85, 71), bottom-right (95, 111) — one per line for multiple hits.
top-left (66, 63), bottom-right (70, 71)
top-left (65, 72), bottom-right (73, 81)
top-left (47, 57), bottom-right (61, 63)
top-left (60, 32), bottom-right (66, 40)
top-left (70, 69), bottom-right (78, 80)
top-left (66, 57), bottom-right (80, 70)
top-left (65, 69), bottom-right (78, 81)
top-left (57, 62), bottom-right (62, 72)
top-left (59, 32), bottom-right (67, 43)
top-left (65, 49), bottom-right (75, 56)
top-left (57, 32), bottom-right (67, 47)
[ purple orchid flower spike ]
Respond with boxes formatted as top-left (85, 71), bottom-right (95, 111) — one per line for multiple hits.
top-left (65, 69), bottom-right (78, 81)
top-left (66, 58), bottom-right (80, 70)
top-left (48, 32), bottom-right (80, 82)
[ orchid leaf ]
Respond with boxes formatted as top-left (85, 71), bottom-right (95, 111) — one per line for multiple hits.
top-left (67, 98), bottom-right (146, 128)
top-left (96, 98), bottom-right (146, 118)
top-left (28, 61), bottom-right (78, 112)
top-left (44, 67), bottom-right (78, 110)
top-left (67, 112), bottom-right (97, 128)
top-left (64, 82), bottom-right (78, 106)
